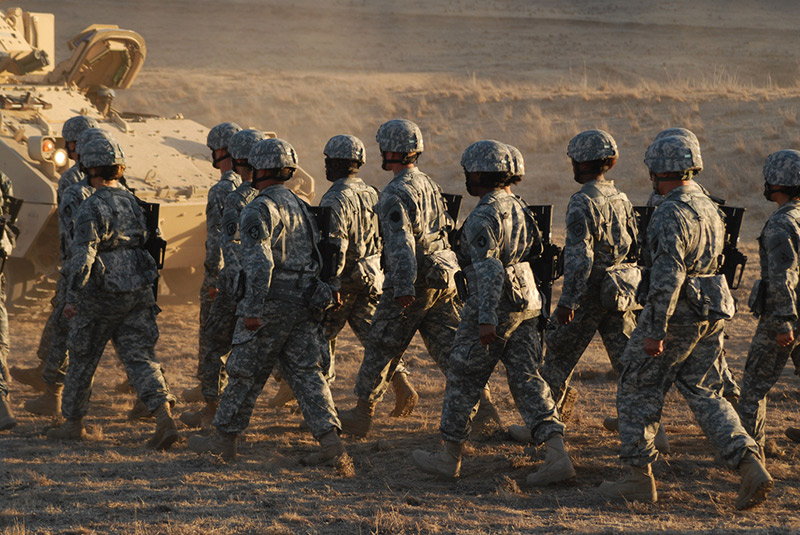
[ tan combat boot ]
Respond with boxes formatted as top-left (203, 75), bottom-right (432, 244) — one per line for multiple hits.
top-left (599, 464), bottom-right (657, 503)
top-left (24, 383), bottom-right (62, 417)
top-left (302, 429), bottom-right (347, 465)
top-left (180, 399), bottom-right (218, 428)
top-left (602, 416), bottom-right (619, 432)
top-left (267, 379), bottom-right (295, 408)
top-left (735, 451), bottom-right (773, 510)
top-left (412, 441), bottom-right (463, 480)
top-left (187, 429), bottom-right (238, 461)
top-left (785, 426), bottom-right (800, 443)
top-left (339, 398), bottom-right (375, 438)
top-left (9, 362), bottom-right (46, 392)
top-left (0, 394), bottom-right (17, 431)
top-left (47, 418), bottom-right (89, 441)
top-left (526, 435), bottom-right (576, 486)
top-left (128, 398), bottom-right (154, 420)
top-left (389, 372), bottom-right (418, 417)
top-left (147, 403), bottom-right (180, 450)
top-left (472, 387), bottom-right (502, 433)
top-left (507, 424), bottom-right (532, 443)
top-left (557, 386), bottom-right (579, 424)
top-left (181, 384), bottom-right (204, 404)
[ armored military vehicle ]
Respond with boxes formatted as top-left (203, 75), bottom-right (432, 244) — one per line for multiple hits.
top-left (0, 6), bottom-right (315, 307)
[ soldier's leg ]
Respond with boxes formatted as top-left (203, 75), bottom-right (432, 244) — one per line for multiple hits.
top-left (718, 350), bottom-right (741, 402)
top-left (200, 290), bottom-right (238, 400)
top-left (197, 275), bottom-right (216, 381)
top-left (322, 292), bottom-right (357, 383)
top-left (417, 288), bottom-right (460, 376)
top-left (737, 318), bottom-right (795, 451)
top-left (0, 275), bottom-right (9, 397)
top-left (674, 320), bottom-right (759, 467)
top-left (41, 281), bottom-right (70, 386)
top-left (597, 308), bottom-right (637, 374)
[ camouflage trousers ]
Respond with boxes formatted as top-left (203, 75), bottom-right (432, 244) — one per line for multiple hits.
top-left (62, 288), bottom-right (175, 420)
top-left (212, 299), bottom-right (339, 438)
top-left (0, 275), bottom-right (9, 397)
top-left (196, 274), bottom-right (217, 381)
top-left (200, 285), bottom-right (239, 400)
top-left (354, 287), bottom-right (460, 403)
top-left (38, 275), bottom-right (71, 385)
top-left (542, 292), bottom-right (636, 404)
top-left (617, 300), bottom-right (758, 468)
top-left (440, 298), bottom-right (564, 444)
top-left (323, 289), bottom-right (408, 384)
top-left (737, 316), bottom-right (800, 450)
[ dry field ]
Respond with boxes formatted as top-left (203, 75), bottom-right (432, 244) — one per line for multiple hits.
top-left (4, 1), bottom-right (800, 533)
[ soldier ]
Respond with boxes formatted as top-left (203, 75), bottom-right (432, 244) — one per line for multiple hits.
top-left (10, 115), bottom-right (99, 391)
top-left (412, 140), bottom-right (575, 485)
top-left (187, 138), bottom-right (347, 464)
top-left (46, 138), bottom-right (179, 450)
top-left (738, 150), bottom-right (800, 452)
top-left (181, 128), bottom-right (266, 425)
top-left (180, 122), bottom-right (242, 410)
top-left (23, 128), bottom-right (119, 417)
top-left (0, 171), bottom-right (18, 431)
top-left (599, 136), bottom-right (771, 510)
top-left (338, 119), bottom-right (479, 438)
top-left (319, 134), bottom-right (417, 416)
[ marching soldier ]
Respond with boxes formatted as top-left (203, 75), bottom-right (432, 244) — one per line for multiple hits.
top-left (0, 171), bottom-right (18, 431)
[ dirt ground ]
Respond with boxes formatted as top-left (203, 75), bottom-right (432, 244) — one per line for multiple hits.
top-left (3, 1), bottom-right (800, 533)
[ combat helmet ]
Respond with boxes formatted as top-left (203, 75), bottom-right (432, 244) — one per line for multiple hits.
top-left (376, 119), bottom-right (424, 154)
top-left (62, 115), bottom-right (99, 143)
top-left (461, 140), bottom-right (513, 174)
top-left (324, 134), bottom-right (367, 164)
top-left (229, 129), bottom-right (268, 161)
top-left (506, 144), bottom-right (525, 179)
top-left (644, 135), bottom-right (703, 175)
top-left (207, 122), bottom-right (242, 151)
top-left (81, 138), bottom-right (126, 168)
top-left (567, 129), bottom-right (618, 163)
top-left (653, 127), bottom-right (700, 149)
top-left (249, 138), bottom-right (298, 183)
top-left (763, 149), bottom-right (800, 186)
top-left (76, 128), bottom-right (114, 158)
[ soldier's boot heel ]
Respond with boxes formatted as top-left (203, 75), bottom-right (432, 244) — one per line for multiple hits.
top-left (736, 452), bottom-right (773, 510)
top-left (187, 430), bottom-right (238, 461)
top-left (472, 386), bottom-right (502, 434)
top-left (180, 399), bottom-right (218, 428)
top-left (557, 386), bottom-right (579, 424)
top-left (526, 435), bottom-right (576, 486)
top-left (339, 398), bottom-right (375, 438)
top-left (599, 464), bottom-right (657, 503)
top-left (301, 429), bottom-right (347, 465)
top-left (181, 384), bottom-right (203, 403)
top-left (412, 441), bottom-right (462, 480)
top-left (785, 426), bottom-right (800, 443)
top-left (47, 418), bottom-right (89, 441)
top-left (24, 383), bottom-right (62, 417)
top-left (9, 363), bottom-right (46, 392)
top-left (390, 372), bottom-right (418, 418)
top-left (267, 379), bottom-right (295, 408)
top-left (507, 424), bottom-right (532, 443)
top-left (602, 416), bottom-right (618, 432)
top-left (147, 403), bottom-right (180, 450)
top-left (128, 398), bottom-right (153, 420)
top-left (0, 395), bottom-right (17, 431)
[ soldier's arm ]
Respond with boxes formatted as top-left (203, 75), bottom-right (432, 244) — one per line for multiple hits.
top-left (58, 188), bottom-right (81, 262)
top-left (379, 192), bottom-right (417, 298)
top-left (638, 209), bottom-right (688, 340)
top-left (764, 219), bottom-right (800, 333)
top-left (66, 203), bottom-right (102, 304)
top-left (238, 204), bottom-right (274, 318)
top-left (204, 185), bottom-right (228, 278)
top-left (220, 192), bottom-right (246, 274)
top-left (558, 196), bottom-right (596, 310)
top-left (321, 194), bottom-right (349, 293)
top-left (465, 214), bottom-right (504, 325)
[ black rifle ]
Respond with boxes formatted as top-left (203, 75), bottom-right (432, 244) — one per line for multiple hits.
top-left (138, 200), bottom-right (167, 300)
top-left (527, 205), bottom-right (564, 321)
top-left (442, 192), bottom-right (463, 246)
top-left (0, 196), bottom-right (23, 273)
top-left (309, 205), bottom-right (335, 283)
top-left (630, 206), bottom-right (654, 266)
top-left (718, 206), bottom-right (747, 290)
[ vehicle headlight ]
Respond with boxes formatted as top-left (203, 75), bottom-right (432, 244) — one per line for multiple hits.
top-left (53, 148), bottom-right (68, 168)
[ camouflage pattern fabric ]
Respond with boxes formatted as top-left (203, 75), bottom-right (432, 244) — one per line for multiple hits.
top-left (56, 164), bottom-right (84, 206)
top-left (763, 149), bottom-right (800, 187)
top-left (218, 181), bottom-right (257, 296)
top-left (738, 199), bottom-right (800, 448)
top-left (567, 129), bottom-right (618, 162)
top-left (352, 167), bottom-right (460, 401)
top-left (543, 179), bottom-right (637, 400)
top-left (440, 190), bottom-right (563, 444)
top-left (460, 140), bottom-right (513, 173)
top-left (62, 185), bottom-right (173, 418)
top-left (376, 119), bottom-right (424, 153)
top-left (617, 181), bottom-right (758, 467)
top-left (0, 174), bottom-right (14, 396)
top-left (324, 135), bottom-right (367, 163)
top-left (644, 135), bottom-right (703, 174)
top-left (212, 184), bottom-right (339, 437)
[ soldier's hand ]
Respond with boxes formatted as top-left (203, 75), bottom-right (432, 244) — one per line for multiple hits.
top-left (479, 323), bottom-right (498, 345)
top-left (244, 317), bottom-right (262, 331)
top-left (208, 287), bottom-right (218, 300)
top-left (331, 291), bottom-right (343, 311)
top-left (555, 306), bottom-right (574, 325)
top-left (396, 295), bottom-right (415, 308)
top-left (64, 304), bottom-right (77, 319)
top-left (644, 337), bottom-right (664, 357)
top-left (777, 331), bottom-right (795, 347)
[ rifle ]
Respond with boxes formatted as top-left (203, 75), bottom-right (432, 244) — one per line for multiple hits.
top-left (442, 192), bottom-right (463, 246)
top-left (138, 200), bottom-right (167, 300)
top-left (527, 205), bottom-right (564, 321)
top-left (630, 206), bottom-right (654, 265)
top-left (309, 205), bottom-right (335, 283)
top-left (0, 195), bottom-right (23, 273)
top-left (718, 205), bottom-right (747, 290)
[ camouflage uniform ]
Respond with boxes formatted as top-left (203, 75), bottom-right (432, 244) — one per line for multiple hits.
top-left (57, 164), bottom-right (84, 205)
top-left (0, 173), bottom-right (15, 398)
top-left (196, 169), bottom-right (241, 386)
top-left (211, 184), bottom-right (339, 438)
top-left (441, 190), bottom-right (563, 443)
top-left (617, 181), bottom-right (758, 468)
top-left (352, 167), bottom-right (461, 403)
top-left (61, 186), bottom-right (175, 419)
top-left (201, 180), bottom-right (257, 399)
top-left (738, 200), bottom-right (800, 449)
top-left (542, 179), bottom-right (638, 400)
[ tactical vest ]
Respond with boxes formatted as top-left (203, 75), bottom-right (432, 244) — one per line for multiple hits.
top-left (579, 181), bottom-right (636, 266)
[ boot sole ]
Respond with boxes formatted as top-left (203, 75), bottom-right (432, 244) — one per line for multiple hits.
top-left (736, 479), bottom-right (773, 510)
top-left (411, 452), bottom-right (459, 481)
